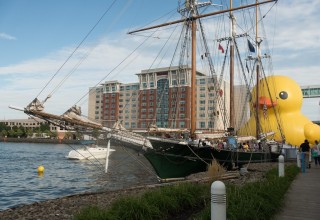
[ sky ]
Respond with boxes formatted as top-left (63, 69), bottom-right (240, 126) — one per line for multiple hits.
top-left (0, 0), bottom-right (319, 120)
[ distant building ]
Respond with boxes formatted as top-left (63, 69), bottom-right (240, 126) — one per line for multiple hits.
top-left (0, 118), bottom-right (59, 132)
top-left (88, 66), bottom-right (237, 131)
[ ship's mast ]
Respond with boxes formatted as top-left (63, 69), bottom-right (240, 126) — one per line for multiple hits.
top-left (229, 0), bottom-right (235, 130)
top-left (255, 0), bottom-right (261, 139)
top-left (191, 5), bottom-right (197, 134)
top-left (128, 0), bottom-right (277, 134)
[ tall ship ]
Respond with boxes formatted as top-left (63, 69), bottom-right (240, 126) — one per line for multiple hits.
top-left (11, 0), bottom-right (289, 180)
top-left (127, 0), bottom-right (283, 179)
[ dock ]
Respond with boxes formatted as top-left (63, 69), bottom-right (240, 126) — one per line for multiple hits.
top-left (275, 165), bottom-right (320, 220)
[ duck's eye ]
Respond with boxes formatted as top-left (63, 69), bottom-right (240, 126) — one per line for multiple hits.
top-left (279, 91), bottom-right (288, 100)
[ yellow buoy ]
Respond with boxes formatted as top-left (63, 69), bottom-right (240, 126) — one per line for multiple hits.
top-left (37, 165), bottom-right (45, 173)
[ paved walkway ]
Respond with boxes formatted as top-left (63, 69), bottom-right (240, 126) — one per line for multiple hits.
top-left (275, 165), bottom-right (320, 220)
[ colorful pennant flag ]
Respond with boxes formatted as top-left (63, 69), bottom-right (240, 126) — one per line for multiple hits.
top-left (247, 39), bottom-right (255, 53)
top-left (218, 43), bottom-right (224, 53)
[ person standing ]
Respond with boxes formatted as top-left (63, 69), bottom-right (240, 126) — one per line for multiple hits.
top-left (312, 140), bottom-right (320, 166)
top-left (300, 139), bottom-right (310, 169)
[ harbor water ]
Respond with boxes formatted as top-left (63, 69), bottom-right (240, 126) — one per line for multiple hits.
top-left (0, 142), bottom-right (158, 211)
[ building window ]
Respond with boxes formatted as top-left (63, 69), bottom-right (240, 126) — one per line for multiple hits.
top-left (172, 80), bottom-right (177, 85)
top-left (143, 82), bottom-right (147, 88)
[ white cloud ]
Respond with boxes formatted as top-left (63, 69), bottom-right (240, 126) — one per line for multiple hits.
top-left (0, 32), bottom-right (168, 119)
top-left (269, 1), bottom-right (320, 50)
top-left (0, 32), bottom-right (16, 40)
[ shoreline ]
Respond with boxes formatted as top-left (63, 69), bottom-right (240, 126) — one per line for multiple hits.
top-left (0, 162), bottom-right (286, 220)
top-left (0, 137), bottom-right (91, 145)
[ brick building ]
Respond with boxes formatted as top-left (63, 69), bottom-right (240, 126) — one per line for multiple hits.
top-left (88, 66), bottom-right (236, 131)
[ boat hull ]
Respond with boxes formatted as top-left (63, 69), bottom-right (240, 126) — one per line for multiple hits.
top-left (146, 137), bottom-right (280, 179)
top-left (66, 147), bottom-right (115, 160)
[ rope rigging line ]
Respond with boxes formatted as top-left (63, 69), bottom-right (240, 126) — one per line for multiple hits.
top-left (74, 11), bottom-right (182, 112)
top-left (35, 0), bottom-right (119, 101)
top-left (236, 0), bottom-right (278, 44)
top-left (120, 146), bottom-right (157, 176)
top-left (25, 113), bottom-right (106, 170)
top-left (260, 64), bottom-right (286, 141)
top-left (141, 22), bottom-right (188, 129)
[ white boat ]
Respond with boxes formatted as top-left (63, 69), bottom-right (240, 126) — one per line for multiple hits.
top-left (66, 145), bottom-right (115, 160)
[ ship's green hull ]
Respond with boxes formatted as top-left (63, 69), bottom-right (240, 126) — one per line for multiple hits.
top-left (145, 137), bottom-right (280, 179)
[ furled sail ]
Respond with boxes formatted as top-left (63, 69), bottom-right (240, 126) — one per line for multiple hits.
top-left (23, 99), bottom-right (152, 150)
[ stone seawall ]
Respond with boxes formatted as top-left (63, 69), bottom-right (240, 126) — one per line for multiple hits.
top-left (0, 138), bottom-right (85, 145)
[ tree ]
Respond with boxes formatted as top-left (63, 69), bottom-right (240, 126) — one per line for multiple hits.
top-left (0, 122), bottom-right (9, 132)
top-left (1, 130), bottom-right (8, 137)
top-left (26, 129), bottom-right (34, 138)
top-left (40, 123), bottom-right (50, 132)
top-left (8, 129), bottom-right (15, 137)
top-left (16, 128), bottom-right (24, 138)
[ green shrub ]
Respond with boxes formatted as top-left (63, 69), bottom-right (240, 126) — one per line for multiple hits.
top-left (75, 165), bottom-right (299, 220)
top-left (193, 165), bottom-right (300, 220)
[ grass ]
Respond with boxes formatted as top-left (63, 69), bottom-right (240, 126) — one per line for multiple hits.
top-left (74, 165), bottom-right (300, 220)
top-left (192, 165), bottom-right (300, 220)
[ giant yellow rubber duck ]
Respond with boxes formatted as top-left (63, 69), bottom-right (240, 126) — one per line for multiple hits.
top-left (237, 75), bottom-right (320, 146)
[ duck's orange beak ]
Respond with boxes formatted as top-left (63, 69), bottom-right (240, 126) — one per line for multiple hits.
top-left (253, 96), bottom-right (277, 108)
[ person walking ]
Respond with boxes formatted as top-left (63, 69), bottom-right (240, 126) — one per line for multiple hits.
top-left (312, 140), bottom-right (320, 166)
top-left (300, 139), bottom-right (310, 170)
